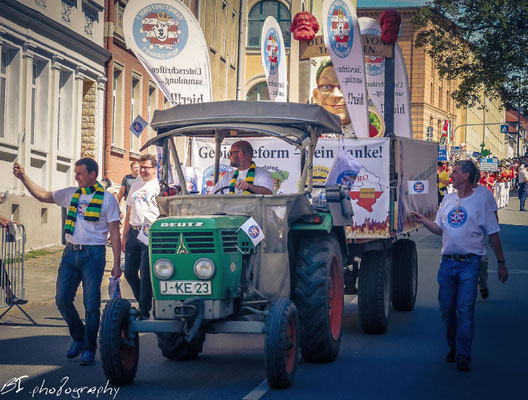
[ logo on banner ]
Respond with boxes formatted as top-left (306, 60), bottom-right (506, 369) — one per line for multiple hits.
top-left (248, 225), bottom-right (260, 239)
top-left (201, 164), bottom-right (233, 194)
top-left (337, 170), bottom-right (359, 188)
top-left (328, 1), bottom-right (352, 58)
top-left (413, 182), bottom-right (425, 193)
top-left (185, 176), bottom-right (198, 192)
top-left (264, 29), bottom-right (281, 75)
top-left (362, 28), bottom-right (384, 76)
top-left (447, 207), bottom-right (467, 228)
top-left (133, 5), bottom-right (189, 58)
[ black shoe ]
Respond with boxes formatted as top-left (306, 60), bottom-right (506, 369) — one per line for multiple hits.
top-left (445, 348), bottom-right (456, 363)
top-left (456, 359), bottom-right (471, 372)
top-left (79, 351), bottom-right (95, 366)
top-left (66, 340), bottom-right (82, 359)
top-left (480, 287), bottom-right (489, 299)
top-left (6, 296), bottom-right (28, 305)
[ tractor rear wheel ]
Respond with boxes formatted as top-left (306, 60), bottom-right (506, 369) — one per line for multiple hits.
top-left (100, 298), bottom-right (139, 386)
top-left (391, 239), bottom-right (418, 311)
top-left (156, 332), bottom-right (205, 361)
top-left (294, 233), bottom-right (344, 362)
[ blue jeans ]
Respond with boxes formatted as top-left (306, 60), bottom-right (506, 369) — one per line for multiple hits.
top-left (437, 256), bottom-right (480, 361)
top-left (520, 183), bottom-right (527, 210)
top-left (124, 230), bottom-right (152, 317)
top-left (55, 245), bottom-right (105, 353)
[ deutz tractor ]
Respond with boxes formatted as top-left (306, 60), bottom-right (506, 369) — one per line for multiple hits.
top-left (99, 101), bottom-right (354, 388)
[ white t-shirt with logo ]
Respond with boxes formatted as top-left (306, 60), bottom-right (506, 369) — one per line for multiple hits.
top-left (435, 190), bottom-right (500, 256)
top-left (212, 167), bottom-right (274, 194)
top-left (127, 179), bottom-right (160, 227)
top-left (53, 187), bottom-right (120, 245)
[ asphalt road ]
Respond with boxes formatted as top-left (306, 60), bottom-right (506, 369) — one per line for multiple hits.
top-left (0, 202), bottom-right (527, 400)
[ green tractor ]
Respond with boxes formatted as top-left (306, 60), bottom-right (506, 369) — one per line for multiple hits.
top-left (99, 101), bottom-right (353, 388)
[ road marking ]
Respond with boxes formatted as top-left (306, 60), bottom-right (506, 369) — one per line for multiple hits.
top-left (243, 379), bottom-right (269, 400)
top-left (489, 269), bottom-right (528, 274)
top-left (347, 295), bottom-right (358, 304)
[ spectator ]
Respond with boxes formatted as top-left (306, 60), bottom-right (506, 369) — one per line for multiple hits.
top-left (117, 161), bottom-right (141, 204)
top-left (519, 164), bottom-right (528, 211)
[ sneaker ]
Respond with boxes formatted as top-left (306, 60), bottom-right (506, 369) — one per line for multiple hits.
top-left (456, 359), bottom-right (471, 372)
top-left (79, 351), bottom-right (95, 366)
top-left (66, 341), bottom-right (82, 359)
top-left (445, 348), bottom-right (456, 363)
top-left (5, 296), bottom-right (28, 305)
top-left (480, 287), bottom-right (489, 299)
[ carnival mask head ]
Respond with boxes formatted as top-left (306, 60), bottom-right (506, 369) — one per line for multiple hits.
top-left (290, 11), bottom-right (320, 41)
top-left (312, 60), bottom-right (350, 125)
top-left (379, 10), bottom-right (401, 44)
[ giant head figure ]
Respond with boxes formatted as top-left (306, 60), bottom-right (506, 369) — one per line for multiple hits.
top-left (312, 60), bottom-right (350, 125)
top-left (290, 11), bottom-right (319, 41)
top-left (379, 10), bottom-right (401, 44)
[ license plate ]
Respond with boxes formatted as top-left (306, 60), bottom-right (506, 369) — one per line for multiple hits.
top-left (160, 280), bottom-right (212, 295)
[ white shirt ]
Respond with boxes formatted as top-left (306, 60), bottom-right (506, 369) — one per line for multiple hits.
top-left (212, 166), bottom-right (274, 194)
top-left (53, 187), bottom-right (120, 245)
top-left (519, 167), bottom-right (528, 183)
top-left (435, 191), bottom-right (500, 256)
top-left (127, 179), bottom-right (160, 226)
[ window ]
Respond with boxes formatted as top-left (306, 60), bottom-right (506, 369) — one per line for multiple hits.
top-left (112, 66), bottom-right (124, 147)
top-left (130, 75), bottom-right (142, 152)
top-left (246, 82), bottom-right (270, 101)
top-left (247, 1), bottom-right (291, 48)
top-left (57, 70), bottom-right (73, 152)
top-left (0, 47), bottom-right (20, 141)
top-left (30, 59), bottom-right (49, 148)
top-left (0, 49), bottom-right (7, 139)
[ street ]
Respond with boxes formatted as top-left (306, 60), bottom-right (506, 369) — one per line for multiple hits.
top-left (0, 199), bottom-right (527, 400)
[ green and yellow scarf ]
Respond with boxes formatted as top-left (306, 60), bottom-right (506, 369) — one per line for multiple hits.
top-left (64, 182), bottom-right (105, 235)
top-left (229, 162), bottom-right (256, 194)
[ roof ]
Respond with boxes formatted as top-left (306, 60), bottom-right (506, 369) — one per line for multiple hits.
top-left (140, 101), bottom-right (342, 150)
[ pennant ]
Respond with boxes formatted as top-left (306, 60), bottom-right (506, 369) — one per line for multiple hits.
top-left (137, 222), bottom-right (151, 246)
top-left (238, 217), bottom-right (265, 246)
top-left (407, 180), bottom-right (429, 195)
top-left (130, 115), bottom-right (148, 138)
top-left (322, 0), bottom-right (369, 137)
top-left (123, 0), bottom-right (212, 105)
top-left (261, 17), bottom-right (288, 101)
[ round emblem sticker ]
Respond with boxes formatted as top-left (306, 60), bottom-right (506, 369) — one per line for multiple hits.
top-left (413, 182), bottom-right (425, 193)
top-left (133, 5), bottom-right (189, 59)
top-left (337, 170), bottom-right (359, 189)
top-left (327, 1), bottom-right (353, 59)
top-left (264, 28), bottom-right (281, 75)
top-left (248, 225), bottom-right (260, 239)
top-left (447, 206), bottom-right (467, 228)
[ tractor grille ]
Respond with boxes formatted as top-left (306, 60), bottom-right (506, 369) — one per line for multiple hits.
top-left (183, 231), bottom-right (214, 254)
top-left (151, 232), bottom-right (179, 254)
top-left (150, 231), bottom-right (215, 254)
top-left (221, 230), bottom-right (238, 253)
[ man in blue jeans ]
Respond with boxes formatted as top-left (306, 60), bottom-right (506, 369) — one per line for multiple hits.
top-left (13, 158), bottom-right (121, 365)
top-left (409, 160), bottom-right (508, 372)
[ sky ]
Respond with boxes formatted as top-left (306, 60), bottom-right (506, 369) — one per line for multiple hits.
top-left (357, 0), bottom-right (427, 7)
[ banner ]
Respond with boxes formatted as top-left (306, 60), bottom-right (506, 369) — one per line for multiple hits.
top-left (322, 0), bottom-right (369, 137)
top-left (123, 0), bottom-right (212, 106)
top-left (394, 44), bottom-right (412, 137)
top-left (261, 17), bottom-right (287, 101)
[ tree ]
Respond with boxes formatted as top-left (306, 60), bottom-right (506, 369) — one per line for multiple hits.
top-left (413, 0), bottom-right (528, 113)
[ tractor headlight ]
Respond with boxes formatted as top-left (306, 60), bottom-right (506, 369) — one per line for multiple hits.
top-left (194, 258), bottom-right (215, 280)
top-left (154, 259), bottom-right (174, 280)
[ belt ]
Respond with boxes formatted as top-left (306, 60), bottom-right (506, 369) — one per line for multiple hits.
top-left (443, 254), bottom-right (478, 261)
top-left (130, 225), bottom-right (141, 231)
top-left (66, 242), bottom-right (104, 251)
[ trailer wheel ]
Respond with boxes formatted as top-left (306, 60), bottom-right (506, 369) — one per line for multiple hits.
top-left (294, 233), bottom-right (344, 362)
top-left (100, 298), bottom-right (139, 386)
top-left (156, 332), bottom-right (205, 361)
top-left (265, 298), bottom-right (298, 389)
top-left (391, 239), bottom-right (418, 311)
top-left (358, 250), bottom-right (391, 334)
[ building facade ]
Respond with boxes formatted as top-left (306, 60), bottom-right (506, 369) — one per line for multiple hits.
top-left (0, 0), bottom-right (110, 249)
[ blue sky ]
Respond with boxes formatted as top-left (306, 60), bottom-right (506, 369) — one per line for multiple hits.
top-left (357, 0), bottom-right (427, 7)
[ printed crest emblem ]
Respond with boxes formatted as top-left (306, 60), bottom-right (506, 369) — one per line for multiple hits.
top-left (327, 1), bottom-right (352, 58)
top-left (447, 206), bottom-right (467, 228)
top-left (337, 170), bottom-right (359, 189)
top-left (413, 182), bottom-right (425, 193)
top-left (264, 29), bottom-right (281, 75)
top-left (176, 233), bottom-right (189, 255)
top-left (133, 5), bottom-right (189, 59)
top-left (248, 225), bottom-right (260, 239)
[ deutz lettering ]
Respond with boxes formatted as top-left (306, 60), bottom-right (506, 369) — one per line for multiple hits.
top-left (160, 222), bottom-right (204, 228)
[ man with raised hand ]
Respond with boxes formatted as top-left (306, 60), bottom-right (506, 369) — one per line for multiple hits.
top-left (13, 158), bottom-right (121, 366)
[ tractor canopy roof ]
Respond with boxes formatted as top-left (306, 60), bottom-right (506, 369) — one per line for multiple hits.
top-left (140, 101), bottom-right (342, 151)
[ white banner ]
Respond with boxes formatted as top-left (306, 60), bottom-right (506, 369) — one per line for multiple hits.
top-left (123, 0), bottom-right (212, 106)
top-left (394, 44), bottom-right (412, 137)
top-left (359, 17), bottom-right (385, 118)
top-left (322, 0), bottom-right (369, 138)
top-left (261, 17), bottom-right (288, 101)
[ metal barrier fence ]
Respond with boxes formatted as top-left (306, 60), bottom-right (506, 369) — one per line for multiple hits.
top-left (0, 224), bottom-right (36, 324)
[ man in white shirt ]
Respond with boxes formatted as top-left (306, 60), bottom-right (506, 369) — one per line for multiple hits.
top-left (212, 141), bottom-right (274, 195)
top-left (409, 160), bottom-right (508, 372)
top-left (13, 158), bottom-right (121, 365)
top-left (519, 164), bottom-right (528, 211)
top-left (122, 154), bottom-right (160, 319)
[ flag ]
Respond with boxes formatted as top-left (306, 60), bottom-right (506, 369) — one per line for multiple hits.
top-left (238, 217), bottom-right (265, 246)
top-left (443, 120), bottom-right (452, 144)
top-left (407, 180), bottom-right (429, 195)
top-left (261, 17), bottom-right (287, 101)
top-left (130, 115), bottom-right (148, 138)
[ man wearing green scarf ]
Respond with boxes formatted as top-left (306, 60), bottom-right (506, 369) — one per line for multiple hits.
top-left (13, 158), bottom-right (121, 366)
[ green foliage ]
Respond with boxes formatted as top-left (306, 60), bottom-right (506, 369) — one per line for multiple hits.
top-left (413, 0), bottom-right (528, 112)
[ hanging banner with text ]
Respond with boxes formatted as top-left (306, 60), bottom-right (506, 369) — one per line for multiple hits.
top-left (322, 0), bottom-right (369, 138)
top-left (261, 17), bottom-right (288, 101)
top-left (123, 0), bottom-right (212, 106)
top-left (394, 44), bottom-right (412, 137)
